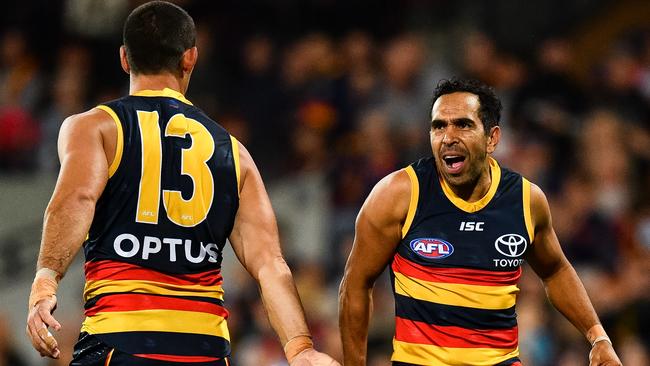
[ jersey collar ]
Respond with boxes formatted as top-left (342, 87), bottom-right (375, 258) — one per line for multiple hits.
top-left (131, 88), bottom-right (193, 106)
top-left (440, 156), bottom-right (501, 213)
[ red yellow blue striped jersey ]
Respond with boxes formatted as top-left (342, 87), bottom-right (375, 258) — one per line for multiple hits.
top-left (81, 88), bottom-right (240, 363)
top-left (391, 157), bottom-right (534, 366)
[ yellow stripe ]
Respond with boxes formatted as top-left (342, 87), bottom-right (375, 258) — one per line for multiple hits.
top-left (81, 309), bottom-right (229, 339)
top-left (401, 166), bottom-right (419, 238)
top-left (440, 157), bottom-right (501, 213)
top-left (393, 272), bottom-right (518, 310)
top-left (96, 105), bottom-right (123, 178)
top-left (132, 88), bottom-right (193, 105)
top-left (522, 178), bottom-right (534, 244)
top-left (136, 110), bottom-right (162, 224)
top-left (392, 339), bottom-right (518, 366)
top-left (84, 279), bottom-right (224, 302)
top-left (230, 135), bottom-right (241, 197)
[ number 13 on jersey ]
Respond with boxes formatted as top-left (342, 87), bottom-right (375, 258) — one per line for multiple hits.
top-left (135, 110), bottom-right (215, 227)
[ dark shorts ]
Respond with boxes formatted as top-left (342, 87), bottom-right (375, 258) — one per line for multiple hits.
top-left (70, 333), bottom-right (232, 366)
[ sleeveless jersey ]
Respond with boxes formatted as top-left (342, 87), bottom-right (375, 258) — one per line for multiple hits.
top-left (391, 157), bottom-right (534, 366)
top-left (80, 88), bottom-right (240, 363)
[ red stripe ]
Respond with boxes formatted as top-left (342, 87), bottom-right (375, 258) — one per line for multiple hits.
top-left (395, 317), bottom-right (518, 349)
top-left (133, 354), bottom-right (221, 362)
top-left (85, 260), bottom-right (222, 286)
top-left (392, 254), bottom-right (521, 286)
top-left (85, 293), bottom-right (229, 318)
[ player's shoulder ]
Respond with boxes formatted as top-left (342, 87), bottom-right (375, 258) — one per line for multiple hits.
top-left (64, 107), bottom-right (115, 125)
top-left (528, 181), bottom-right (545, 200)
top-left (526, 180), bottom-right (552, 228)
top-left (233, 138), bottom-right (251, 169)
top-left (377, 167), bottom-right (413, 196)
top-left (409, 156), bottom-right (435, 173)
top-left (382, 157), bottom-right (435, 196)
top-left (59, 107), bottom-right (117, 141)
top-left (362, 167), bottom-right (412, 216)
top-left (509, 160), bottom-right (548, 210)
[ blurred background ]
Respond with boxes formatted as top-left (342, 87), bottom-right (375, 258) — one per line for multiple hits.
top-left (0, 0), bottom-right (649, 365)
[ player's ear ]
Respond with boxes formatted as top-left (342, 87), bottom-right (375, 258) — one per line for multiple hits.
top-left (486, 126), bottom-right (500, 154)
top-left (119, 46), bottom-right (130, 74)
top-left (181, 46), bottom-right (198, 74)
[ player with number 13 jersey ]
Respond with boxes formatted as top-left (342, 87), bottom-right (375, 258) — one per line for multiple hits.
top-left (82, 88), bottom-right (239, 361)
top-left (26, 3), bottom-right (339, 365)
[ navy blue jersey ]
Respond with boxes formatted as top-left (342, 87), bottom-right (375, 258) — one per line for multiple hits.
top-left (80, 88), bottom-right (239, 363)
top-left (390, 157), bottom-right (533, 366)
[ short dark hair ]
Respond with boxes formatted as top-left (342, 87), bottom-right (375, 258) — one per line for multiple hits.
top-left (432, 78), bottom-right (502, 133)
top-left (123, 1), bottom-right (196, 75)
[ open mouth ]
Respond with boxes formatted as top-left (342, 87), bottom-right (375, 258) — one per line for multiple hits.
top-left (442, 155), bottom-right (466, 173)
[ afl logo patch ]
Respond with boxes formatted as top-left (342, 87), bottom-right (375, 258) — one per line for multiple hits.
top-left (494, 234), bottom-right (527, 257)
top-left (409, 238), bottom-right (454, 259)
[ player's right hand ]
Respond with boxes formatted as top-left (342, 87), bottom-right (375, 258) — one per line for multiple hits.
top-left (26, 296), bottom-right (61, 359)
top-left (589, 341), bottom-right (622, 366)
top-left (290, 348), bottom-right (341, 366)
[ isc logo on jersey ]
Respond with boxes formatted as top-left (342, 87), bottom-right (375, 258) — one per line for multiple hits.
top-left (410, 238), bottom-right (454, 259)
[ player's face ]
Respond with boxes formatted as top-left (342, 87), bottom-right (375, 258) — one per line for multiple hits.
top-left (430, 92), bottom-right (496, 188)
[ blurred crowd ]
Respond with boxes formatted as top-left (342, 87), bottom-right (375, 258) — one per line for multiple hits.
top-left (1, 0), bottom-right (649, 365)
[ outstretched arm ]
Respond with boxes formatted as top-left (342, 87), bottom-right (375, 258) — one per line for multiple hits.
top-left (26, 108), bottom-right (115, 359)
top-left (525, 183), bottom-right (622, 366)
top-left (339, 169), bottom-right (410, 366)
top-left (228, 141), bottom-right (338, 366)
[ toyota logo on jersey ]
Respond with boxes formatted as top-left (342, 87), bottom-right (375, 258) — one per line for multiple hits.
top-left (410, 238), bottom-right (454, 259)
top-left (494, 234), bottom-right (527, 257)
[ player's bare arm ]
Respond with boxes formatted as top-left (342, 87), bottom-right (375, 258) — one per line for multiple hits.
top-left (525, 183), bottom-right (622, 366)
top-left (26, 108), bottom-right (116, 359)
top-left (228, 141), bottom-right (339, 366)
top-left (338, 169), bottom-right (411, 366)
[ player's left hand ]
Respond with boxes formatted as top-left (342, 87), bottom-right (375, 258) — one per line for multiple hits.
top-left (289, 348), bottom-right (341, 366)
top-left (26, 296), bottom-right (61, 359)
top-left (589, 341), bottom-right (622, 366)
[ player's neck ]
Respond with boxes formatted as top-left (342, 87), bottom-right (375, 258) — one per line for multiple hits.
top-left (129, 73), bottom-right (188, 95)
top-left (445, 163), bottom-right (492, 202)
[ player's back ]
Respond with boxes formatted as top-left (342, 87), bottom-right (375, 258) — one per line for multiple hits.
top-left (81, 88), bottom-right (239, 362)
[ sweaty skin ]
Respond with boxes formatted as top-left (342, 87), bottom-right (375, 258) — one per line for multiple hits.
top-left (27, 45), bottom-right (339, 365)
top-left (338, 92), bottom-right (621, 366)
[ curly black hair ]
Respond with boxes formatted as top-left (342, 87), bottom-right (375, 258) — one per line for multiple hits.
top-left (431, 78), bottom-right (502, 133)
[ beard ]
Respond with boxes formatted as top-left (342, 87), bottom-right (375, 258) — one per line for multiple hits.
top-left (435, 148), bottom-right (487, 190)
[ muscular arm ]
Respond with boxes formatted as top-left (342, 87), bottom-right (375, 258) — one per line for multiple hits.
top-left (525, 184), bottom-right (621, 365)
top-left (38, 110), bottom-right (114, 273)
top-left (338, 170), bottom-right (411, 366)
top-left (27, 108), bottom-right (116, 358)
top-left (228, 142), bottom-right (337, 365)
